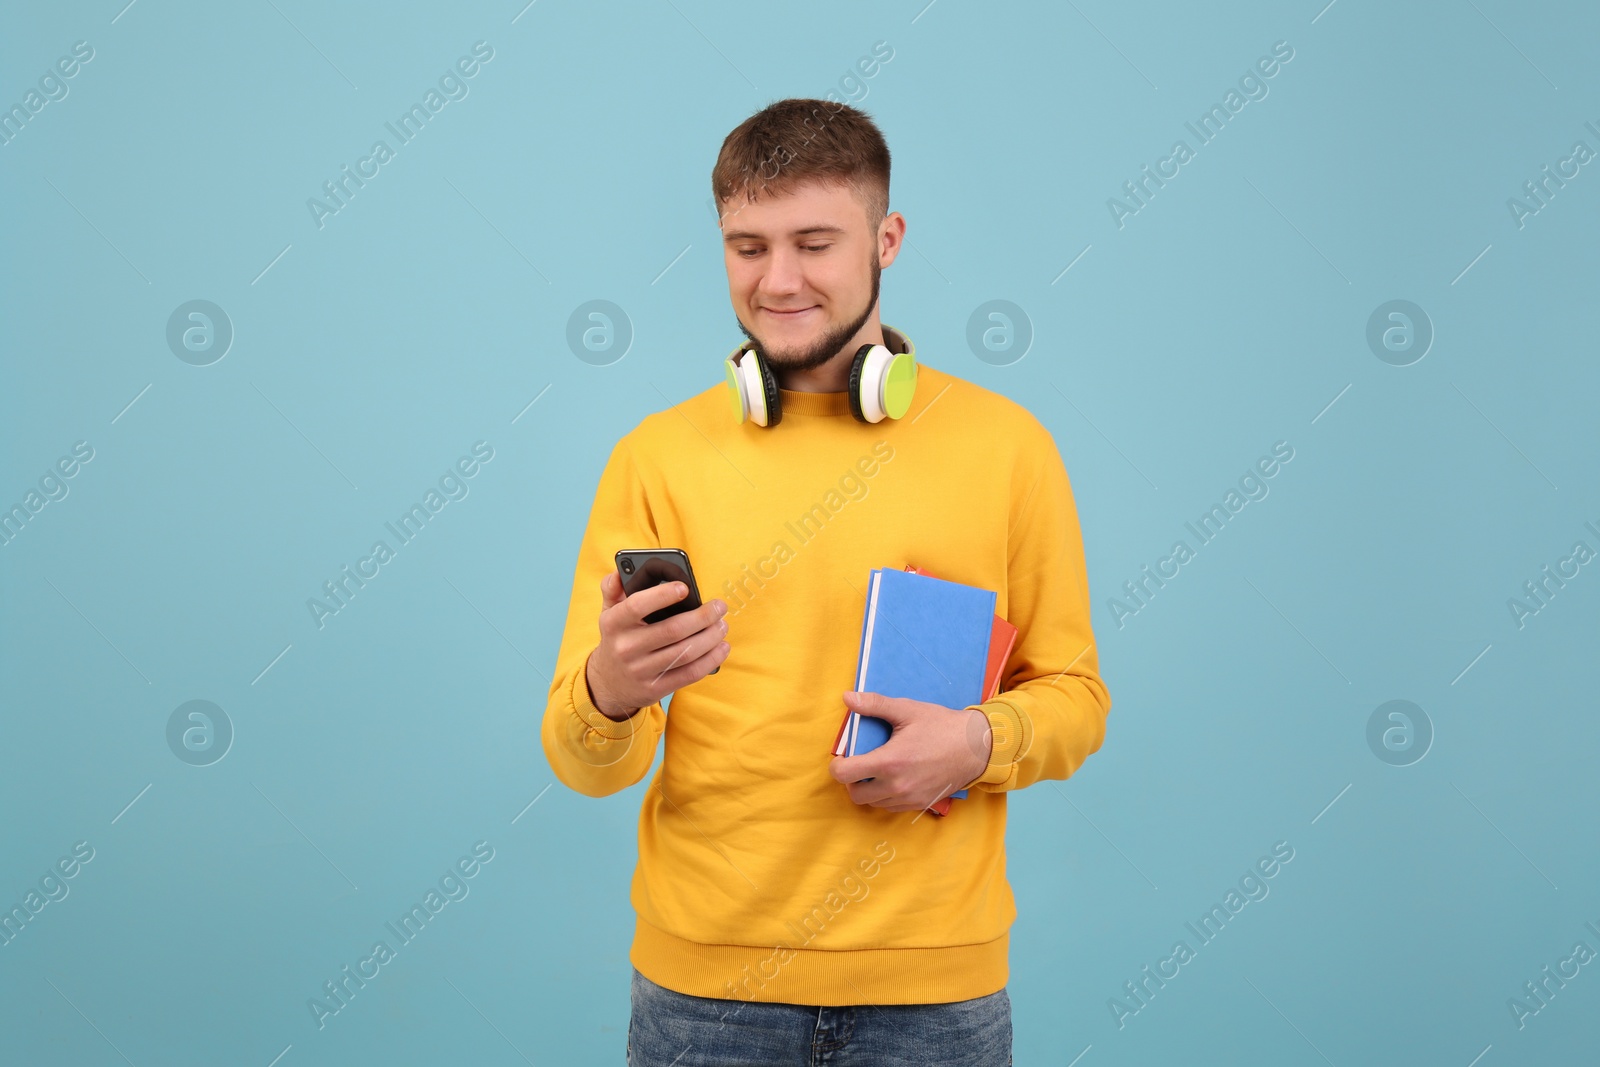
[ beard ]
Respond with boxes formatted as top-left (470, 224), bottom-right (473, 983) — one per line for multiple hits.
top-left (736, 257), bottom-right (882, 377)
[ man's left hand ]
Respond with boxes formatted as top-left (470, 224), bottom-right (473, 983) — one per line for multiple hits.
top-left (828, 690), bottom-right (993, 813)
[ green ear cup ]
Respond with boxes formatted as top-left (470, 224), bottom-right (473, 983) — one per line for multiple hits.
top-left (724, 359), bottom-right (746, 422)
top-left (880, 352), bottom-right (917, 419)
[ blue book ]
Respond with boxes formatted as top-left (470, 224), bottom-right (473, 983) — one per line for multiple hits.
top-left (835, 567), bottom-right (997, 802)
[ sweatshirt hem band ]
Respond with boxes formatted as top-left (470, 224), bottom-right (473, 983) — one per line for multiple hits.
top-left (630, 916), bottom-right (1009, 1006)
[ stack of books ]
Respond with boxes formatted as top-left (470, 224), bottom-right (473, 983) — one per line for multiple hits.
top-left (831, 564), bottom-right (1017, 817)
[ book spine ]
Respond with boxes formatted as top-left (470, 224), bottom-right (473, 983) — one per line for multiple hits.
top-left (854, 568), bottom-right (880, 691)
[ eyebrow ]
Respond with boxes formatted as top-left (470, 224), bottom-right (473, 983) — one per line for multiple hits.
top-left (721, 225), bottom-right (846, 242)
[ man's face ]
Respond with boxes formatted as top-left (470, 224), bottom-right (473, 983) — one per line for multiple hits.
top-left (720, 180), bottom-right (892, 374)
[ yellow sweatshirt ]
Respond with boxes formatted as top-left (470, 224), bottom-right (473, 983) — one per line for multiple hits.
top-left (541, 325), bottom-right (1111, 1006)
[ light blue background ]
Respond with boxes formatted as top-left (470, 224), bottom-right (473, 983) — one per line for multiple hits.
top-left (3, 1), bottom-right (1597, 1064)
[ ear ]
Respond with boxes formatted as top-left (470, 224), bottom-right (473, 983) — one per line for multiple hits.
top-left (877, 210), bottom-right (906, 268)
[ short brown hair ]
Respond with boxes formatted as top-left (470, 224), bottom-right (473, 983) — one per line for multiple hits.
top-left (711, 98), bottom-right (891, 231)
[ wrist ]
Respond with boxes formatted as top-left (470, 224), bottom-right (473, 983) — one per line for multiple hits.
top-left (961, 706), bottom-right (995, 788)
top-left (585, 653), bottom-right (639, 722)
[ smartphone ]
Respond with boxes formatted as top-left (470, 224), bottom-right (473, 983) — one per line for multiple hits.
top-left (614, 549), bottom-right (720, 673)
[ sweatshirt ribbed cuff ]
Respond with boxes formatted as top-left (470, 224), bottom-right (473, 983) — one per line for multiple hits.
top-left (972, 699), bottom-right (1027, 788)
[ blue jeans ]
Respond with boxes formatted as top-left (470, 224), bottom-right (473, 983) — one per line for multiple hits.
top-left (627, 967), bottom-right (1012, 1067)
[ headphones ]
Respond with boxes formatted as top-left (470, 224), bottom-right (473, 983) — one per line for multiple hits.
top-left (723, 325), bottom-right (919, 427)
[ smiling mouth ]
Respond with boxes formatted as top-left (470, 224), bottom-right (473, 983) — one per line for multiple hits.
top-left (765, 306), bottom-right (817, 317)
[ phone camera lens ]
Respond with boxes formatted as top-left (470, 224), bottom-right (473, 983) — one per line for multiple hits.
top-left (621, 558), bottom-right (634, 574)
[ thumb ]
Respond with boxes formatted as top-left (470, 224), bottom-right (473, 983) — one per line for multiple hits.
top-left (600, 570), bottom-right (626, 610)
top-left (843, 690), bottom-right (907, 725)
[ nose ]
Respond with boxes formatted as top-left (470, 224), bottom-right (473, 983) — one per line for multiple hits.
top-left (758, 246), bottom-right (804, 299)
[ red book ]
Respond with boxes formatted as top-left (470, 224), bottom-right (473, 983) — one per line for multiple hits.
top-left (829, 564), bottom-right (1016, 818)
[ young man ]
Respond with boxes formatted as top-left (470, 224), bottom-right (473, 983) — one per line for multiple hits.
top-left (541, 99), bottom-right (1111, 1066)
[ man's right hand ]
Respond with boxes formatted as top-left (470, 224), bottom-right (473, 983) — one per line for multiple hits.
top-left (584, 571), bottom-right (730, 721)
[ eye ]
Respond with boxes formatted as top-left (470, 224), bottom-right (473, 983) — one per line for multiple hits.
top-left (734, 244), bottom-right (830, 258)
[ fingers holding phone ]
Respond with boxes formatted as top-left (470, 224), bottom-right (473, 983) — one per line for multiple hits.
top-left (586, 550), bottom-right (729, 719)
